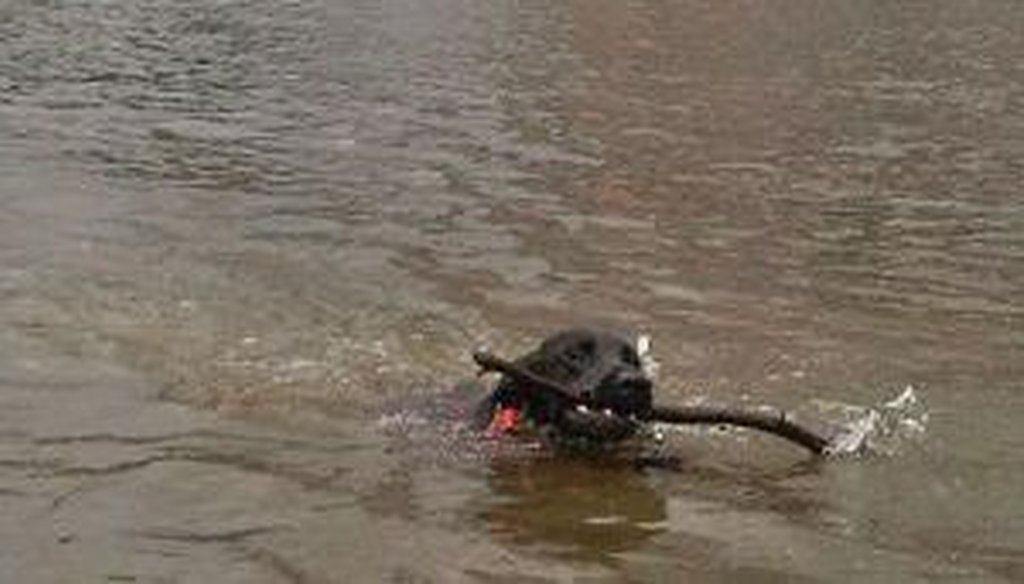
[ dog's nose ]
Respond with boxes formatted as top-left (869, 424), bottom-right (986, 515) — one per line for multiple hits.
top-left (596, 370), bottom-right (653, 415)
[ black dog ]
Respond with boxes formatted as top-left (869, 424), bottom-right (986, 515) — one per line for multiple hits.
top-left (475, 328), bottom-right (654, 445)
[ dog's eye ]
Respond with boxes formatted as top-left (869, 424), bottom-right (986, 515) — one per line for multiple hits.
top-left (566, 340), bottom-right (597, 365)
top-left (620, 346), bottom-right (640, 367)
top-left (581, 339), bottom-right (596, 355)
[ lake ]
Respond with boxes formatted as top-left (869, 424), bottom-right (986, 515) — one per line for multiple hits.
top-left (1, 0), bottom-right (1022, 581)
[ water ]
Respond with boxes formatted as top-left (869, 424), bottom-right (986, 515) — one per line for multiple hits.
top-left (2, 0), bottom-right (1023, 581)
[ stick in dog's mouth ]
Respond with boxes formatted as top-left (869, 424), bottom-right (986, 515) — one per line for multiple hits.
top-left (473, 347), bottom-right (834, 456)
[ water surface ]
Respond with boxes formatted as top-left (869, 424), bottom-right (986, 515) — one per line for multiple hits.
top-left (1, 0), bottom-right (1022, 581)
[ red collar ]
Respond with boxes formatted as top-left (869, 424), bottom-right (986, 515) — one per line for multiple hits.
top-left (486, 406), bottom-right (522, 434)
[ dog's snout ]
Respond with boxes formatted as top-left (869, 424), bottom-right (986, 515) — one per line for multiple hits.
top-left (595, 369), bottom-right (652, 416)
top-left (608, 369), bottom-right (650, 389)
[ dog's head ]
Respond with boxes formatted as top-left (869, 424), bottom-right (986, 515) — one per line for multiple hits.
top-left (485, 329), bottom-right (653, 436)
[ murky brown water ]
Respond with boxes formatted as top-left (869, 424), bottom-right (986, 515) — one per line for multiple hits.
top-left (2, 0), bottom-right (1023, 581)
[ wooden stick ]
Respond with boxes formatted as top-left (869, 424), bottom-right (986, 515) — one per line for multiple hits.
top-left (645, 405), bottom-right (830, 455)
top-left (473, 351), bottom-right (586, 406)
top-left (473, 351), bottom-right (832, 455)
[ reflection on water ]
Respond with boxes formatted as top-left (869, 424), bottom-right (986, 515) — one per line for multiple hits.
top-left (482, 457), bottom-right (667, 562)
top-left (2, 0), bottom-right (1024, 581)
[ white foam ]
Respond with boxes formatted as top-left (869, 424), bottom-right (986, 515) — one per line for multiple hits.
top-left (825, 410), bottom-right (879, 456)
top-left (824, 385), bottom-right (928, 457)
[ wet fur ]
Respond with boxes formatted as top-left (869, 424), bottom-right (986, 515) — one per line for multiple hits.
top-left (476, 328), bottom-right (653, 442)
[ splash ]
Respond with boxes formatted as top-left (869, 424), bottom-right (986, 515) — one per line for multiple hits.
top-left (821, 386), bottom-right (928, 456)
top-left (635, 334), bottom-right (660, 379)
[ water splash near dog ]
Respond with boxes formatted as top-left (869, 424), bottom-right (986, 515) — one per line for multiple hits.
top-left (819, 386), bottom-right (928, 456)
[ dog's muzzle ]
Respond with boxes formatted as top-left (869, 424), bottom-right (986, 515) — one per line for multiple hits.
top-left (591, 370), bottom-right (653, 418)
